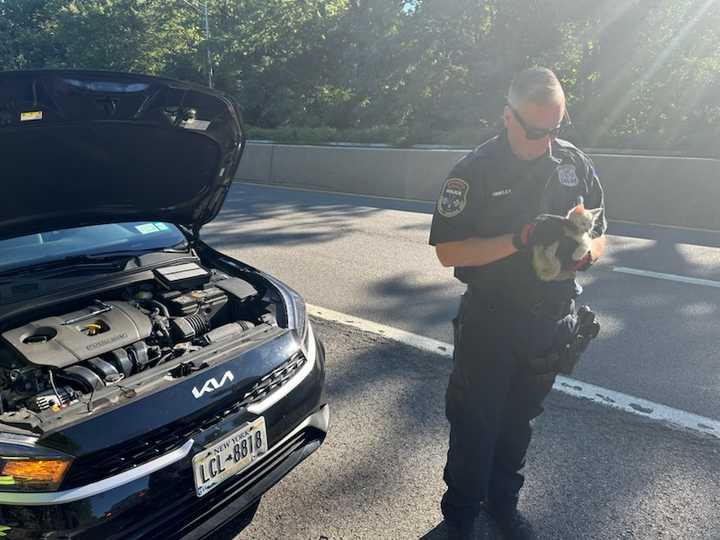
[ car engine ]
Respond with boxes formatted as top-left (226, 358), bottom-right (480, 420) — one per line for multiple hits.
top-left (0, 262), bottom-right (274, 416)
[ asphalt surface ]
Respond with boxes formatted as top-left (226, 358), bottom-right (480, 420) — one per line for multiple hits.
top-left (204, 182), bottom-right (720, 420)
top-left (198, 182), bottom-right (720, 538)
top-left (217, 317), bottom-right (720, 539)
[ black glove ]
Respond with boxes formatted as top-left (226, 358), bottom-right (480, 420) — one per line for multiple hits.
top-left (555, 234), bottom-right (594, 272)
top-left (512, 213), bottom-right (568, 251)
top-left (554, 235), bottom-right (592, 272)
top-left (569, 252), bottom-right (593, 272)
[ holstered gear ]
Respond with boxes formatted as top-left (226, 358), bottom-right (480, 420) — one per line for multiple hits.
top-left (529, 305), bottom-right (600, 375)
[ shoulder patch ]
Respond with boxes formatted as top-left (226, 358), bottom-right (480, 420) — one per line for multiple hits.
top-left (557, 164), bottom-right (579, 187)
top-left (437, 178), bottom-right (469, 218)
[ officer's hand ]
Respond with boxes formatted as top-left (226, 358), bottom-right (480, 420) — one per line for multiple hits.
top-left (567, 251), bottom-right (593, 272)
top-left (512, 214), bottom-right (567, 251)
top-left (555, 234), bottom-right (594, 272)
top-left (553, 235), bottom-right (592, 272)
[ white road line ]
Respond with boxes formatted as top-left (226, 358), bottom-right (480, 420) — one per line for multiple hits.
top-left (308, 304), bottom-right (720, 441)
top-left (610, 219), bottom-right (720, 234)
top-left (613, 266), bottom-right (720, 289)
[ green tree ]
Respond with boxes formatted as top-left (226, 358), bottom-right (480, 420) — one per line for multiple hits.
top-left (1, 0), bottom-right (719, 153)
top-left (0, 0), bottom-right (68, 70)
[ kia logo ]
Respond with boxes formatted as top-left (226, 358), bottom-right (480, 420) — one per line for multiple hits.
top-left (192, 370), bottom-right (235, 399)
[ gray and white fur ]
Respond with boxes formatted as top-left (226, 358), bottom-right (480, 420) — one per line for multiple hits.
top-left (532, 205), bottom-right (602, 282)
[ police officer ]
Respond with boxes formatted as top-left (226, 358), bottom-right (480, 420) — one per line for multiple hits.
top-left (429, 67), bottom-right (607, 540)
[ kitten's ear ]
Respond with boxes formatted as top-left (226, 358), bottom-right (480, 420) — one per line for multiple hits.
top-left (589, 207), bottom-right (603, 220)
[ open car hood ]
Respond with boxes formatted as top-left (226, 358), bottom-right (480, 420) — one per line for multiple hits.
top-left (0, 70), bottom-right (245, 241)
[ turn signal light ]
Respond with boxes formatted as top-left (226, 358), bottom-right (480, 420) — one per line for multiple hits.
top-left (0, 458), bottom-right (71, 491)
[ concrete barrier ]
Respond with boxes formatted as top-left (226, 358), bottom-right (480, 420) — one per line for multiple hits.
top-left (237, 142), bottom-right (274, 183)
top-left (236, 142), bottom-right (720, 230)
top-left (589, 153), bottom-right (720, 230)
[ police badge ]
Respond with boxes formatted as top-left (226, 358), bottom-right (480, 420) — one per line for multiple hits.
top-left (557, 164), bottom-right (579, 187)
top-left (437, 177), bottom-right (469, 218)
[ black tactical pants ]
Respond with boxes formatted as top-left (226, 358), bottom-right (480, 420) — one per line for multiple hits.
top-left (441, 291), bottom-right (572, 527)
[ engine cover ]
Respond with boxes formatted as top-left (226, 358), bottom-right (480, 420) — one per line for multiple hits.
top-left (2, 301), bottom-right (152, 368)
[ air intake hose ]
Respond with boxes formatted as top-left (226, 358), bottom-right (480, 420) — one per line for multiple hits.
top-left (170, 313), bottom-right (210, 341)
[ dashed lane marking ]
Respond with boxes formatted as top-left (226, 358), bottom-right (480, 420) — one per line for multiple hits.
top-left (613, 266), bottom-right (720, 288)
top-left (308, 304), bottom-right (720, 440)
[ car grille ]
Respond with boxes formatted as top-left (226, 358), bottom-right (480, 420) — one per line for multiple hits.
top-left (242, 350), bottom-right (307, 404)
top-left (143, 427), bottom-right (324, 540)
top-left (84, 423), bottom-right (325, 540)
top-left (62, 352), bottom-right (307, 489)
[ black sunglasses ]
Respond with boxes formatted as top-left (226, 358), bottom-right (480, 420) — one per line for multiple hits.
top-left (508, 104), bottom-right (570, 140)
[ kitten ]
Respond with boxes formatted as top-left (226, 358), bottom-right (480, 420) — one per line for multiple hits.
top-left (532, 202), bottom-right (602, 282)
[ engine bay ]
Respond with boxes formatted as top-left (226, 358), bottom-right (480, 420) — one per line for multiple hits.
top-left (0, 261), bottom-right (277, 420)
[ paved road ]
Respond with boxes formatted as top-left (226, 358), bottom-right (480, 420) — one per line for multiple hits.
top-left (217, 318), bottom-right (720, 539)
top-left (204, 182), bottom-right (720, 421)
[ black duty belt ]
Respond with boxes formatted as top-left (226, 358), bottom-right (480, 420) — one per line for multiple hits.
top-left (465, 286), bottom-right (573, 319)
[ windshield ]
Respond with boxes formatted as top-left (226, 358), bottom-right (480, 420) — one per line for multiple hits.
top-left (0, 222), bottom-right (188, 273)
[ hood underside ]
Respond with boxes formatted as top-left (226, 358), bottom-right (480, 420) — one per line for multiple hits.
top-left (0, 70), bottom-right (246, 241)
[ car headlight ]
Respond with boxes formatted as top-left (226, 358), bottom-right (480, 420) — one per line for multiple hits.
top-left (260, 275), bottom-right (309, 342)
top-left (283, 286), bottom-right (316, 360)
top-left (287, 288), bottom-right (308, 342)
top-left (0, 437), bottom-right (73, 492)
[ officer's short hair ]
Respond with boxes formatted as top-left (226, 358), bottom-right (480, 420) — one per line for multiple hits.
top-left (507, 67), bottom-right (565, 109)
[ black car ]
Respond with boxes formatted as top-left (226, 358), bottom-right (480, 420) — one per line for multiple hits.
top-left (0, 70), bottom-right (328, 539)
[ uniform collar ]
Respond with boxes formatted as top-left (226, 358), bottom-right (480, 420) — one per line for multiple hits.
top-left (548, 141), bottom-right (562, 164)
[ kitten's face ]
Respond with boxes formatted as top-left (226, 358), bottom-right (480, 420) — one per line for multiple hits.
top-left (566, 206), bottom-right (602, 233)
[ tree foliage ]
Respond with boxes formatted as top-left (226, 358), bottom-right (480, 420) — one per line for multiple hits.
top-left (1, 0), bottom-right (719, 153)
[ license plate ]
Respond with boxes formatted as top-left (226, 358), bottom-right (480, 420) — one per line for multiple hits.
top-left (192, 417), bottom-right (268, 497)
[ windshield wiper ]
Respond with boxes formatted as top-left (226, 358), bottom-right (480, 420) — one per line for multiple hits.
top-left (0, 247), bottom-right (190, 280)
top-left (0, 255), bottom-right (130, 279)
top-left (0, 248), bottom-right (189, 279)
top-left (83, 246), bottom-right (191, 258)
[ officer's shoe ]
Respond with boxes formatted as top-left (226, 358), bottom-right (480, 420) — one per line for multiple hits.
top-left (485, 501), bottom-right (535, 540)
top-left (441, 519), bottom-right (476, 540)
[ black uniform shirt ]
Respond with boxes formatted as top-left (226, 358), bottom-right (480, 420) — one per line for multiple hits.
top-left (429, 132), bottom-right (607, 305)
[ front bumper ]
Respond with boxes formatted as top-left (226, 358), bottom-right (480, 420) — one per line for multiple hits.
top-left (0, 331), bottom-right (328, 540)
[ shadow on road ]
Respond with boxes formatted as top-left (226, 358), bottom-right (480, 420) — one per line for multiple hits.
top-left (229, 317), bottom-right (720, 539)
top-left (208, 182), bottom-right (720, 418)
top-left (202, 182), bottom-right (720, 538)
top-left (418, 518), bottom-right (501, 540)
